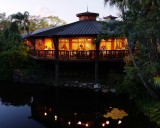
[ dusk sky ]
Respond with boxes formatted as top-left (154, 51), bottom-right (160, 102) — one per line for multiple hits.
top-left (0, 0), bottom-right (120, 23)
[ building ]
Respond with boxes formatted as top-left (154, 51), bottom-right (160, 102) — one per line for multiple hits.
top-left (25, 11), bottom-right (128, 83)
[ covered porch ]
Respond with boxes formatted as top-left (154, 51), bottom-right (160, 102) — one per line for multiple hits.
top-left (29, 49), bottom-right (128, 61)
top-left (27, 37), bottom-right (128, 61)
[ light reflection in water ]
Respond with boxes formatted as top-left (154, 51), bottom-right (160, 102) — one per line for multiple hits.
top-left (0, 85), bottom-right (158, 128)
top-left (28, 88), bottom-right (130, 128)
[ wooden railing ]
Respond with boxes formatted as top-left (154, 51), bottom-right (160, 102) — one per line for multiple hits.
top-left (58, 50), bottom-right (96, 59)
top-left (29, 49), bottom-right (128, 60)
top-left (99, 50), bottom-right (128, 59)
top-left (29, 50), bottom-right (55, 58)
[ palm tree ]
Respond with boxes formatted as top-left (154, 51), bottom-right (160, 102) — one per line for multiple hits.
top-left (11, 11), bottom-right (30, 34)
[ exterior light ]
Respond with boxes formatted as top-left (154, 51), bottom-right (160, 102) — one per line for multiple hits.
top-left (102, 123), bottom-right (105, 127)
top-left (86, 123), bottom-right (89, 127)
top-left (44, 112), bottom-right (47, 116)
top-left (55, 115), bottom-right (57, 121)
top-left (118, 120), bottom-right (122, 124)
top-left (78, 121), bottom-right (81, 125)
top-left (106, 120), bottom-right (110, 125)
top-left (68, 121), bottom-right (71, 125)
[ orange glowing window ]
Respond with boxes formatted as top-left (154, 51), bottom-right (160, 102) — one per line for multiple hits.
top-left (72, 38), bottom-right (95, 50)
top-left (44, 38), bottom-right (54, 50)
top-left (59, 38), bottom-right (69, 50)
top-left (35, 39), bottom-right (44, 50)
top-left (100, 38), bottom-right (127, 50)
top-left (114, 38), bottom-right (127, 50)
top-left (100, 39), bottom-right (112, 50)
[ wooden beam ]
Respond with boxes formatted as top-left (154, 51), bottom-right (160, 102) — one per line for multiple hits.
top-left (52, 37), bottom-right (59, 60)
top-left (95, 61), bottom-right (98, 83)
top-left (55, 61), bottom-right (59, 85)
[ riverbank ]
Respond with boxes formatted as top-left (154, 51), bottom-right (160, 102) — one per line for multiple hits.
top-left (136, 98), bottom-right (160, 127)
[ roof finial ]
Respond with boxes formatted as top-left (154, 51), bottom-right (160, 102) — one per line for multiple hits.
top-left (87, 6), bottom-right (88, 12)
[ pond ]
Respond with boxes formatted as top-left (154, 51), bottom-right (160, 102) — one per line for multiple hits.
top-left (0, 82), bottom-right (158, 128)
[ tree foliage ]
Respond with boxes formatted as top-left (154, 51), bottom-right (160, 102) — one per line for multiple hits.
top-left (0, 11), bottom-right (66, 34)
top-left (0, 13), bottom-right (10, 32)
top-left (103, 0), bottom-right (160, 99)
top-left (29, 15), bottom-right (66, 33)
top-left (0, 11), bottom-right (67, 81)
top-left (0, 12), bottom-right (30, 80)
top-left (11, 11), bottom-right (30, 34)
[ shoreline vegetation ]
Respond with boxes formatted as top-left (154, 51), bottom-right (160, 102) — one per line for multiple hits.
top-left (137, 98), bottom-right (160, 127)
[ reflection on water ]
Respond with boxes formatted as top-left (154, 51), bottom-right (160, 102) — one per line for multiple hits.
top-left (0, 83), bottom-right (158, 128)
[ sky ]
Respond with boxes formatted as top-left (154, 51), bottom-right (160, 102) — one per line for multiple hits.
top-left (0, 0), bottom-right (120, 23)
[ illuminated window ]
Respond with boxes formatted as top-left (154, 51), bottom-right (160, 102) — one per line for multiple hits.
top-left (114, 38), bottom-right (127, 50)
top-left (26, 40), bottom-right (33, 49)
top-left (99, 39), bottom-right (112, 50)
top-left (59, 38), bottom-right (69, 50)
top-left (44, 38), bottom-right (54, 50)
top-left (72, 38), bottom-right (95, 50)
top-left (35, 39), bottom-right (44, 50)
top-left (35, 38), bottom-right (55, 50)
top-left (99, 38), bottom-right (127, 50)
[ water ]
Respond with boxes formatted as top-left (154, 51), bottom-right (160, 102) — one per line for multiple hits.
top-left (0, 82), bottom-right (158, 128)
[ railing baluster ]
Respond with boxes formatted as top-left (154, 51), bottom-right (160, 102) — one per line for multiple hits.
top-left (29, 49), bottom-right (128, 60)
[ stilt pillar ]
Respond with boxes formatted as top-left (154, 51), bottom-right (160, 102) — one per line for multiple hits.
top-left (55, 61), bottom-right (59, 85)
top-left (95, 61), bottom-right (98, 83)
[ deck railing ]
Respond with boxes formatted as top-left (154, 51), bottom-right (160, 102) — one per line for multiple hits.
top-left (29, 49), bottom-right (128, 60)
top-left (58, 50), bottom-right (96, 59)
top-left (29, 50), bottom-right (55, 58)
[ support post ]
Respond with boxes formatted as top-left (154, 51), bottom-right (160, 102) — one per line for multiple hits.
top-left (95, 61), bottom-right (98, 83)
top-left (52, 37), bottom-right (59, 60)
top-left (55, 61), bottom-right (59, 85)
top-left (94, 37), bottom-right (100, 84)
